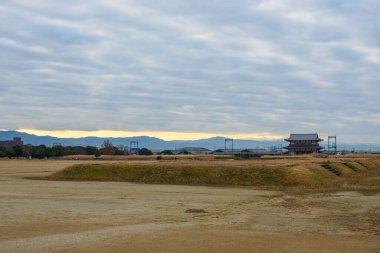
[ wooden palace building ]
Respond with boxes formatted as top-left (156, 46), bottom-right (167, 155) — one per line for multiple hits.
top-left (0, 137), bottom-right (23, 147)
top-left (284, 133), bottom-right (323, 155)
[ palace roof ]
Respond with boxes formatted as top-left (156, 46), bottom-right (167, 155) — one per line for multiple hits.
top-left (285, 133), bottom-right (323, 142)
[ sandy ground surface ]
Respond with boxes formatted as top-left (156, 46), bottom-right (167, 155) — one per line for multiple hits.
top-left (0, 159), bottom-right (379, 253)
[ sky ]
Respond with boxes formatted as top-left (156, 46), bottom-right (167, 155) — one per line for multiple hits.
top-left (0, 0), bottom-right (379, 142)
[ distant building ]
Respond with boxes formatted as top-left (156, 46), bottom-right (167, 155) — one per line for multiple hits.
top-left (210, 148), bottom-right (269, 156)
top-left (241, 148), bottom-right (269, 156)
top-left (0, 137), bottom-right (23, 147)
top-left (210, 149), bottom-right (241, 155)
top-left (284, 133), bottom-right (323, 155)
top-left (172, 147), bottom-right (211, 155)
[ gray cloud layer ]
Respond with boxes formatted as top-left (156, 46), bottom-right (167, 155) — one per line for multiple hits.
top-left (0, 0), bottom-right (379, 142)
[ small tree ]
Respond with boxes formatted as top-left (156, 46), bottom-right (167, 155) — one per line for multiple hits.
top-left (5, 147), bottom-right (15, 158)
top-left (0, 147), bottom-right (11, 158)
top-left (94, 150), bottom-right (101, 158)
top-left (115, 145), bottom-right (128, 155)
top-left (100, 139), bottom-right (116, 155)
top-left (72, 146), bottom-right (87, 155)
top-left (85, 146), bottom-right (98, 155)
top-left (22, 145), bottom-right (32, 158)
top-left (139, 148), bottom-right (153, 155)
top-left (52, 145), bottom-right (65, 157)
top-left (31, 145), bottom-right (47, 159)
top-left (12, 145), bottom-right (23, 157)
top-left (160, 150), bottom-right (173, 155)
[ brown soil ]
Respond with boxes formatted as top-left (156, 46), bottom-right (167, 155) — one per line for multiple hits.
top-left (0, 159), bottom-right (379, 252)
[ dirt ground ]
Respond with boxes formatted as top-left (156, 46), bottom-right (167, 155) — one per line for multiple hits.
top-left (0, 160), bottom-right (379, 253)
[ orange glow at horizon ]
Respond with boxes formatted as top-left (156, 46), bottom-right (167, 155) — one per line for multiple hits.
top-left (17, 129), bottom-right (286, 141)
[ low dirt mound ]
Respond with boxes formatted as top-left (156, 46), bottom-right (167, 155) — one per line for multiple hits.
top-left (45, 160), bottom-right (368, 187)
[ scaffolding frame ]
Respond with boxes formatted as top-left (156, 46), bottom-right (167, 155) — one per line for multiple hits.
top-left (225, 138), bottom-right (234, 152)
top-left (328, 135), bottom-right (337, 154)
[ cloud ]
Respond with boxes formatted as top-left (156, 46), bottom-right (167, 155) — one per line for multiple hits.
top-left (0, 0), bottom-right (379, 143)
top-left (18, 128), bottom-right (285, 141)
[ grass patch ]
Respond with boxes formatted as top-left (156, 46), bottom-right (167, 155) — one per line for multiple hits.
top-left (358, 160), bottom-right (379, 170)
top-left (44, 158), bottom-right (380, 190)
top-left (328, 162), bottom-right (356, 176)
top-left (353, 176), bottom-right (380, 186)
top-left (47, 163), bottom-right (298, 187)
top-left (351, 161), bottom-right (369, 171)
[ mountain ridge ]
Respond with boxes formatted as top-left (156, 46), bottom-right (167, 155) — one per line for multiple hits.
top-left (0, 131), bottom-right (378, 151)
top-left (0, 130), bottom-right (284, 150)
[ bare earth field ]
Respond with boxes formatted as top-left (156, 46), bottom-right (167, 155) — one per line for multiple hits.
top-left (0, 159), bottom-right (379, 252)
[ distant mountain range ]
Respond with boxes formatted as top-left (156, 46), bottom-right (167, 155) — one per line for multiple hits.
top-left (0, 131), bottom-right (378, 151)
top-left (0, 130), bottom-right (285, 150)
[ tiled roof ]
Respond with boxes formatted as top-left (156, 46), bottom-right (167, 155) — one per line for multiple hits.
top-left (177, 147), bottom-right (210, 152)
top-left (285, 133), bottom-right (322, 141)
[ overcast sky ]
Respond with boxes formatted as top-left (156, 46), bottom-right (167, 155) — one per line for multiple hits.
top-left (0, 0), bottom-right (379, 142)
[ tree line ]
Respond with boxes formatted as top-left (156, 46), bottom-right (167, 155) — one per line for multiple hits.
top-left (0, 140), bottom-right (153, 159)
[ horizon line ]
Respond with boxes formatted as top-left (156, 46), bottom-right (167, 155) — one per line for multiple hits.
top-left (10, 129), bottom-right (287, 141)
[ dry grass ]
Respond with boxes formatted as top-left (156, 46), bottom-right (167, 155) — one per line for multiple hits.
top-left (46, 162), bottom-right (295, 186)
top-left (45, 156), bottom-right (380, 191)
top-left (59, 154), bottom-right (227, 161)
top-left (185, 208), bottom-right (207, 213)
